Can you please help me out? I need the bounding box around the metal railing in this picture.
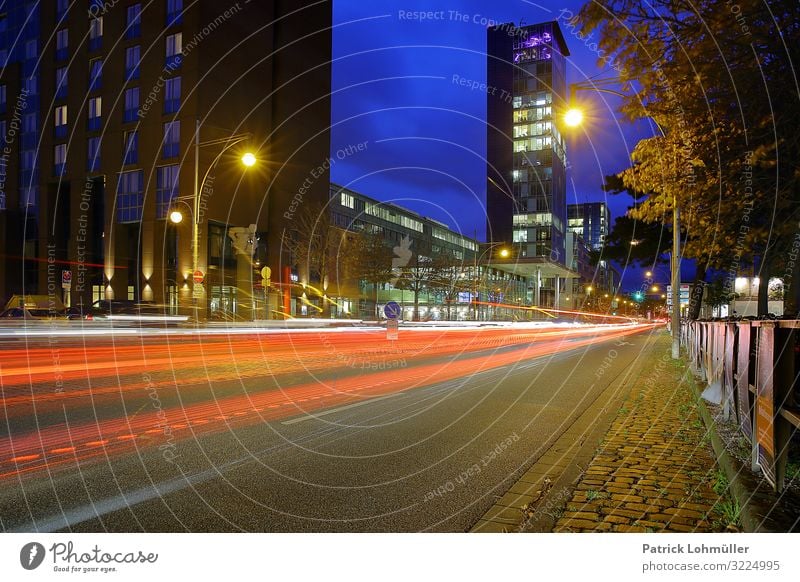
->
[685,319,800,492]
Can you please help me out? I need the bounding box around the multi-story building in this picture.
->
[486,20,576,308]
[567,201,610,251]
[0,0,332,320]
[328,183,529,320]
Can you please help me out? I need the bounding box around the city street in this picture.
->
[0,322,656,532]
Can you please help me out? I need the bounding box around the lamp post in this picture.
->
[472,242,509,321]
[169,119,257,320]
[564,80,681,358]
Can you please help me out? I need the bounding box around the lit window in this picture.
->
[340,192,355,209]
[88,96,102,131]
[54,105,67,138]
[165,32,182,68]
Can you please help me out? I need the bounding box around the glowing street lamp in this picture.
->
[241,152,257,167]
[169,210,184,224]
[564,108,584,127]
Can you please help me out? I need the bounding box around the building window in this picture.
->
[89,16,103,51]
[24,39,37,60]
[167,0,183,25]
[162,120,180,158]
[125,45,140,80]
[57,0,69,19]
[124,87,139,122]
[165,32,182,68]
[54,143,67,176]
[117,170,144,223]
[24,76,37,95]
[340,192,355,209]
[88,96,102,131]
[87,136,101,172]
[89,58,102,91]
[54,67,67,99]
[54,105,68,138]
[156,165,179,219]
[123,130,138,165]
[126,4,142,39]
[0,85,6,114]
[164,76,181,114]
[55,29,68,60]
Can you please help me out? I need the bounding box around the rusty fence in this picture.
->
[684,320,800,492]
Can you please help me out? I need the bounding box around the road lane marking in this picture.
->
[281,393,401,425]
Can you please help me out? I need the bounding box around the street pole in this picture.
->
[671,197,681,359]
[192,118,200,319]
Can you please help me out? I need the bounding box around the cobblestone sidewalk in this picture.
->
[554,336,733,533]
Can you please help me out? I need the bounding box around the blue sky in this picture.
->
[329,1,675,288]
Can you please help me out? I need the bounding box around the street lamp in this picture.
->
[566,79,681,359]
[174,119,257,320]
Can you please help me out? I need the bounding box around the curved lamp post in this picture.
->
[169,119,257,319]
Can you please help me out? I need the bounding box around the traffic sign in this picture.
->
[61,270,72,289]
[192,283,204,298]
[384,301,401,320]
[260,266,272,280]
[193,270,205,284]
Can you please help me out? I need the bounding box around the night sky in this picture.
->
[329,0,665,289]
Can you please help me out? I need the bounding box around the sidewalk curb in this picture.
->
[470,333,660,533]
[688,369,768,533]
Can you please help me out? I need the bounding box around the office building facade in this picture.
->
[486,20,575,308]
[0,0,332,319]
[567,201,610,251]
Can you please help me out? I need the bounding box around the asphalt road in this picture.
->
[0,323,659,532]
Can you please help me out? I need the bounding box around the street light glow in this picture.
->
[645,271,653,278]
[169,210,184,224]
[241,152,257,167]
[564,108,584,127]
[499,248,510,258]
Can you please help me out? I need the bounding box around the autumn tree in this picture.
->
[575,0,800,316]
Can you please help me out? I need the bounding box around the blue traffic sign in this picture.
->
[384,301,402,320]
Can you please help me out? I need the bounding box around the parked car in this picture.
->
[0,307,63,319]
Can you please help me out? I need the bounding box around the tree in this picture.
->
[430,252,471,320]
[394,242,442,321]
[575,0,800,317]
[284,202,365,317]
[347,230,394,318]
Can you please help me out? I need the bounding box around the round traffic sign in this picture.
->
[192,270,204,284]
[384,301,401,320]
[260,266,272,280]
